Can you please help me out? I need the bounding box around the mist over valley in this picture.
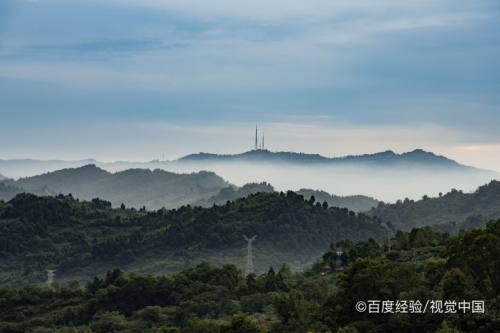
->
[1,149,497,203]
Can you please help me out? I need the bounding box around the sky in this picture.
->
[0,0,500,170]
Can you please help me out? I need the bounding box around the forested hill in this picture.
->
[10,165,230,209]
[198,183,379,212]
[2,220,499,332]
[0,191,387,287]
[195,182,275,207]
[0,182,21,201]
[297,189,380,212]
[368,180,500,232]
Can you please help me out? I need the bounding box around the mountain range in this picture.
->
[173,149,498,202]
[0,149,493,178]
[2,165,230,210]
[179,148,471,169]
[1,149,498,202]
[0,165,380,212]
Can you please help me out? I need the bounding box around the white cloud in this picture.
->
[115,0,361,20]
[114,0,463,22]
[0,0,486,92]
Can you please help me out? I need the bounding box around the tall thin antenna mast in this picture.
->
[262,129,265,150]
[255,125,258,150]
[243,235,257,275]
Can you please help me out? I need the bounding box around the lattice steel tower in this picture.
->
[46,269,56,289]
[243,235,257,275]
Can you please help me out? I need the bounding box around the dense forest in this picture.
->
[0,191,387,287]
[1,221,498,332]
[296,189,379,213]
[197,183,379,213]
[368,180,500,232]
[195,182,275,207]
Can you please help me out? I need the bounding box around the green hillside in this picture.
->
[197,183,380,213]
[1,221,498,332]
[0,191,387,287]
[368,180,500,232]
[195,182,275,207]
[296,189,380,213]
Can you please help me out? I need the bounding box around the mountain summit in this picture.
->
[179,149,469,169]
[12,165,231,209]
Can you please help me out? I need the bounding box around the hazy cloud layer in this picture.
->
[0,0,499,169]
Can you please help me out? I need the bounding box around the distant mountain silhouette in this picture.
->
[0,149,492,180]
[178,149,478,170]
[1,166,382,212]
[1,149,497,203]
[13,165,231,209]
[179,149,327,163]
[175,149,499,202]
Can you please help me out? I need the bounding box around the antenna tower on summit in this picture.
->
[254,125,266,151]
[261,129,265,150]
[255,125,258,150]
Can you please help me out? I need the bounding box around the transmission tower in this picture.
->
[46,269,56,289]
[243,235,257,275]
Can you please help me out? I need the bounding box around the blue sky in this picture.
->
[1,0,500,169]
